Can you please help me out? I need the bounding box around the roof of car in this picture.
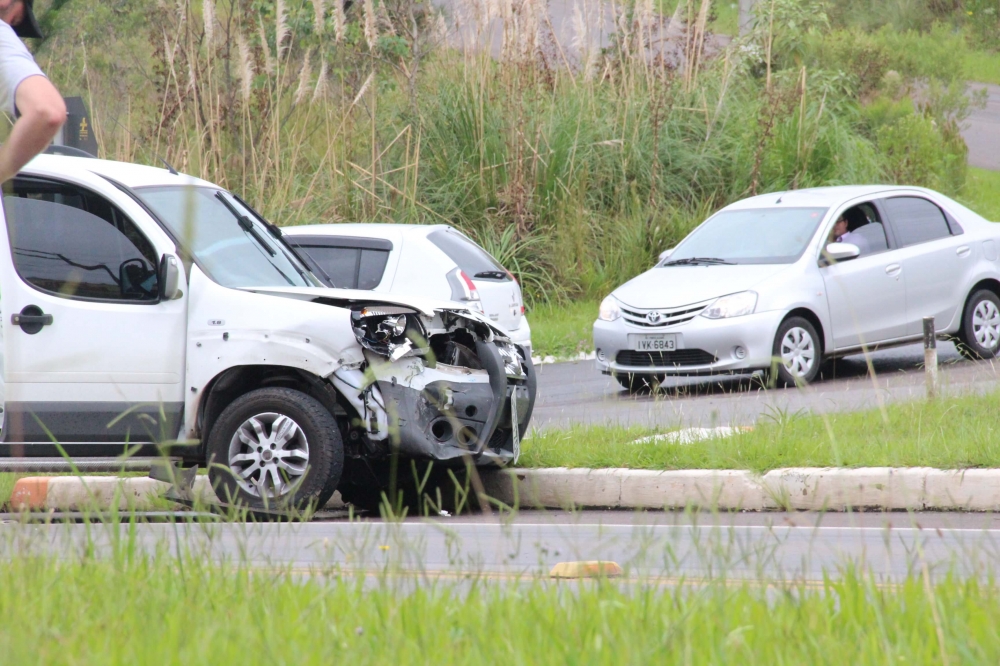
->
[22,154,217,189]
[280,222,451,238]
[724,185,939,210]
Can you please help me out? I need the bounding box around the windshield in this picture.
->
[136,186,313,288]
[665,207,828,265]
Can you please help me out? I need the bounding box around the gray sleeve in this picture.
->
[0,22,44,118]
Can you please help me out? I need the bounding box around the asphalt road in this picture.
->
[532,341,1000,430]
[966,83,1000,172]
[10,510,1000,584]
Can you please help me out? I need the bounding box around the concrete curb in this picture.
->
[9,476,344,512]
[481,467,1000,511]
[12,468,1000,513]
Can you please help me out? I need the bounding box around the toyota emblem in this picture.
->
[646,311,663,324]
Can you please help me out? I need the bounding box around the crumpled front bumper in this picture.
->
[368,341,536,466]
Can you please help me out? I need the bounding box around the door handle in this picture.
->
[957,245,971,258]
[11,305,52,334]
[885,263,901,277]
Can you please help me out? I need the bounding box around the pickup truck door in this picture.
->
[0,173,187,454]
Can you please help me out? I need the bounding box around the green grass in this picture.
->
[528,299,599,358]
[961,167,1000,222]
[520,386,1000,471]
[965,49,1000,86]
[4,550,1000,663]
[657,0,740,35]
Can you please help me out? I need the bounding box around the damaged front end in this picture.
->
[330,304,536,466]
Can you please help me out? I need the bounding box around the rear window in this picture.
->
[883,197,951,247]
[295,246,389,289]
[427,229,510,281]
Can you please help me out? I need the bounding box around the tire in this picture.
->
[767,316,821,387]
[207,387,344,510]
[957,289,1000,360]
[615,373,665,393]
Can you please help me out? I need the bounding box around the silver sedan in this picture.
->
[594,186,1000,390]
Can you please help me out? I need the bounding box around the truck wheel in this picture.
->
[207,387,344,510]
[957,289,1000,360]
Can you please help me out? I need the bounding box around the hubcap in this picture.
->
[227,412,309,498]
[973,300,1000,350]
[780,326,816,378]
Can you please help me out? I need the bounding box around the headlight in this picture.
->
[598,295,621,322]
[352,306,422,357]
[700,291,757,319]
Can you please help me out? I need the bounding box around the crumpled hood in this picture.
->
[613,264,792,309]
[243,286,465,316]
[245,286,511,338]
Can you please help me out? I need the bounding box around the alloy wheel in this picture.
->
[973,299,1000,351]
[779,326,816,378]
[227,412,310,498]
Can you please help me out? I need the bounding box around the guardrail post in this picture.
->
[923,316,938,400]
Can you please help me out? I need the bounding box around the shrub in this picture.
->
[876,112,967,194]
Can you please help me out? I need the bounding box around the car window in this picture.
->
[4,178,160,301]
[136,186,311,289]
[427,229,510,281]
[667,207,827,265]
[883,197,951,247]
[294,245,389,289]
[827,202,889,257]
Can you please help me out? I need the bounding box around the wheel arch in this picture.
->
[783,307,826,356]
[195,365,345,459]
[965,278,1000,306]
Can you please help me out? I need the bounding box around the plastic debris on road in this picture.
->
[631,426,751,445]
[550,561,623,579]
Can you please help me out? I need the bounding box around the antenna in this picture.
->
[108,114,179,175]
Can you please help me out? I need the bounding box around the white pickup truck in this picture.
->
[0,154,536,508]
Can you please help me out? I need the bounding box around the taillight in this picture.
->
[505,268,518,283]
[447,268,484,313]
[458,270,480,301]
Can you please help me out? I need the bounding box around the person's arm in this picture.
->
[0,75,64,183]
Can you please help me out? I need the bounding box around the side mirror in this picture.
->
[119,258,157,299]
[159,254,182,300]
[658,248,674,262]
[821,242,860,265]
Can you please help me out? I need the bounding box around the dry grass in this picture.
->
[31,0,946,302]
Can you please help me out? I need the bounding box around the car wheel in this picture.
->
[207,387,344,510]
[767,317,821,387]
[615,373,665,393]
[958,289,1000,360]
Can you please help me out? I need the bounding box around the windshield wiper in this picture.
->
[214,191,276,257]
[228,192,326,286]
[474,270,507,280]
[663,257,734,266]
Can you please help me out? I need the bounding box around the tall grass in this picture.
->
[35,0,948,303]
[3,532,1000,663]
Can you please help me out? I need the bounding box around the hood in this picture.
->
[244,286,511,338]
[243,286,465,317]
[613,264,792,309]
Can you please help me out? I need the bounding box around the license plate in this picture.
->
[629,334,680,352]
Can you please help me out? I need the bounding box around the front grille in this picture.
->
[615,349,717,367]
[621,300,713,328]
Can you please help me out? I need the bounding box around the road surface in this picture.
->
[966,83,1000,172]
[532,341,1000,430]
[9,510,1000,584]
